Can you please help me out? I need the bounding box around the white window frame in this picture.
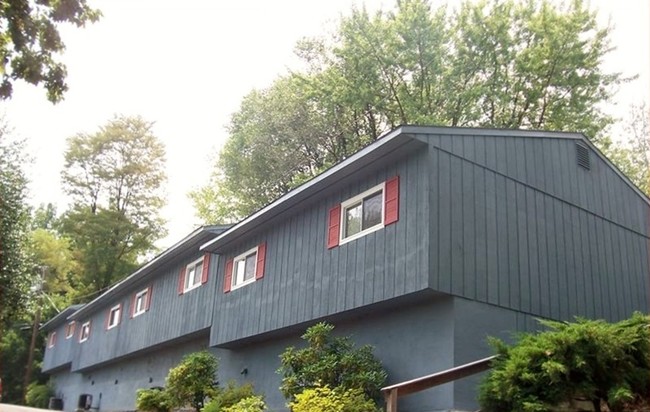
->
[231,246,258,291]
[48,331,56,348]
[107,304,121,330]
[183,257,204,293]
[80,321,91,343]
[65,321,75,339]
[133,288,149,317]
[339,182,385,245]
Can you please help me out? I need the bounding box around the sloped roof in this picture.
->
[40,304,84,331]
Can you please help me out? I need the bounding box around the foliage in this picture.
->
[479,312,650,412]
[193,0,624,222]
[136,387,172,412]
[277,322,387,402]
[166,351,218,411]
[60,115,167,296]
[289,385,379,412]
[0,128,33,329]
[0,0,100,102]
[222,396,266,412]
[25,382,54,408]
[202,381,256,412]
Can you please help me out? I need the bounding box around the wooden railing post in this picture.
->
[384,388,398,412]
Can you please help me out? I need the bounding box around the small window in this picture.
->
[107,304,121,330]
[48,331,56,348]
[133,289,149,317]
[184,257,204,292]
[340,183,385,244]
[65,321,76,339]
[232,247,258,290]
[80,321,91,342]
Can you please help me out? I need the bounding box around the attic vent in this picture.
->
[575,143,590,170]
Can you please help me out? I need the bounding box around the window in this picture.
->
[132,288,150,318]
[79,321,91,342]
[327,176,399,249]
[178,254,212,295]
[223,242,266,293]
[47,331,56,348]
[183,257,203,292]
[65,321,76,339]
[106,304,121,330]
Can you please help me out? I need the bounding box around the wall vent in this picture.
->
[576,143,590,170]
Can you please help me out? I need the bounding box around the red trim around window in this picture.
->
[145,285,153,311]
[224,259,233,293]
[327,205,341,249]
[201,254,210,284]
[177,267,185,295]
[255,243,266,280]
[384,175,399,225]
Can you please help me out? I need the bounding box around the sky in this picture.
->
[1,0,648,249]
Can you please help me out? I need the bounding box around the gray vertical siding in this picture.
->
[210,151,431,346]
[72,251,219,371]
[43,322,77,372]
[426,133,649,322]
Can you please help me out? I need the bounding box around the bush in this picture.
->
[289,385,379,412]
[223,395,266,412]
[202,381,256,412]
[479,312,650,412]
[278,322,387,402]
[166,351,219,411]
[136,388,172,412]
[25,382,54,408]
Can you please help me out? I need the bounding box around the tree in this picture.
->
[166,351,218,411]
[277,322,387,403]
[60,115,167,296]
[193,0,625,222]
[0,129,32,329]
[479,313,650,412]
[0,0,100,103]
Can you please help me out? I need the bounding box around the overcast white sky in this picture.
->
[1,0,648,249]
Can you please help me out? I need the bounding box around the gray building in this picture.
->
[42,126,650,412]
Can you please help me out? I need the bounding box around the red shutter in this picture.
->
[201,253,210,284]
[177,267,186,295]
[255,242,266,280]
[104,309,110,330]
[384,176,399,225]
[64,324,69,337]
[224,259,234,293]
[145,285,153,311]
[117,303,122,325]
[327,204,341,249]
[130,293,136,318]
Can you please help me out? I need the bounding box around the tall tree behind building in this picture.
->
[61,115,167,297]
[192,0,625,223]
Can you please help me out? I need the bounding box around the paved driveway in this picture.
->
[0,404,52,412]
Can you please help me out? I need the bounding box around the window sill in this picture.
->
[182,283,202,294]
[230,277,256,292]
[339,223,384,246]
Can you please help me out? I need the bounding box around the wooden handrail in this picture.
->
[381,355,498,412]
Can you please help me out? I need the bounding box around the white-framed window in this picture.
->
[65,321,75,339]
[133,288,149,317]
[184,257,204,292]
[340,182,385,244]
[231,247,258,290]
[107,304,121,329]
[79,321,91,342]
[48,331,57,348]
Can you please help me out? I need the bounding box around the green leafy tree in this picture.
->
[166,351,218,411]
[222,395,266,412]
[0,128,33,329]
[60,115,167,296]
[479,313,650,412]
[136,388,172,412]
[193,0,625,222]
[277,322,387,403]
[0,0,100,102]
